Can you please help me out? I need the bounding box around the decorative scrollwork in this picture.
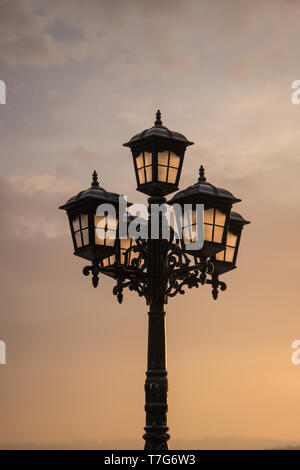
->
[82,239,227,302]
[112,277,127,304]
[166,242,190,271]
[83,260,100,288]
[164,244,216,299]
[206,274,227,300]
[110,241,149,303]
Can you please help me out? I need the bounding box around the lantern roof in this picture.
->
[230,211,250,226]
[59,170,128,211]
[123,110,194,148]
[169,165,241,205]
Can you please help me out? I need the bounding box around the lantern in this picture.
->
[123,110,193,197]
[211,211,250,274]
[169,166,241,257]
[59,170,128,262]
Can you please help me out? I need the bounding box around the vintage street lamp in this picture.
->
[193,210,251,299]
[59,170,125,263]
[212,211,250,274]
[59,170,131,287]
[169,165,241,258]
[123,110,193,196]
[59,111,250,450]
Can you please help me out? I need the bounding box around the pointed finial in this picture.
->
[155,109,162,126]
[91,170,99,187]
[198,165,206,182]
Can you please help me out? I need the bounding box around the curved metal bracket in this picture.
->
[82,241,228,302]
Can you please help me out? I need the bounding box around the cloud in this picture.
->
[0,0,90,67]
[71,147,102,163]
[0,33,90,67]
[0,0,42,34]
[2,0,299,69]
[0,172,80,239]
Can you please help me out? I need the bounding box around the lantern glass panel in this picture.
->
[80,214,88,229]
[94,213,117,247]
[213,225,223,243]
[169,153,180,168]
[204,208,214,224]
[82,229,89,246]
[203,208,225,243]
[73,214,90,249]
[216,231,238,263]
[73,215,80,231]
[204,224,213,242]
[227,231,238,246]
[215,210,226,226]
[225,247,235,262]
[157,151,180,184]
[158,165,168,182]
[136,154,144,168]
[136,152,152,185]
[145,166,152,182]
[75,231,82,248]
[96,214,106,229]
[168,167,177,184]
[105,229,116,246]
[138,168,145,184]
[158,151,169,166]
[181,208,199,244]
[144,152,152,166]
[101,255,116,267]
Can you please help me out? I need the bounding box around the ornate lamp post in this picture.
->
[59,111,250,450]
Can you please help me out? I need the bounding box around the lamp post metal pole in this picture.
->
[143,196,170,450]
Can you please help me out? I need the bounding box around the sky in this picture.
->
[1,0,300,450]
